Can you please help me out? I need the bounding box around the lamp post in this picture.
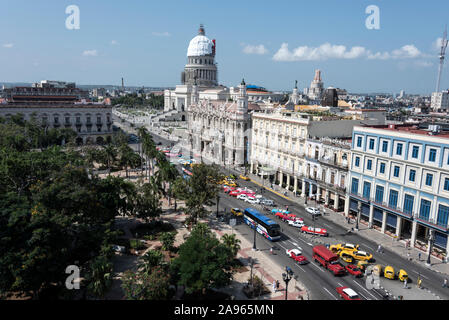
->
[355,202,361,231]
[282,266,294,300]
[216,194,220,218]
[252,220,257,251]
[426,229,435,267]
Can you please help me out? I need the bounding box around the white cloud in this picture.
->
[243,44,268,55]
[274,42,426,62]
[273,42,368,61]
[3,43,14,48]
[414,60,433,67]
[152,31,171,37]
[368,45,424,60]
[82,49,98,57]
[111,40,119,45]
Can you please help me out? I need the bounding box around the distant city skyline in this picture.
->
[0,0,448,94]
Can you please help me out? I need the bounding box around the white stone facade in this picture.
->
[0,103,113,144]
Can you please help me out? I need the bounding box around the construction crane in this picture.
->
[436,25,448,92]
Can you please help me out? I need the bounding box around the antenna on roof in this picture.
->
[436,25,448,92]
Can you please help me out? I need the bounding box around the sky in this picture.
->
[0,0,448,94]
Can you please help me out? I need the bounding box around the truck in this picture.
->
[313,245,346,276]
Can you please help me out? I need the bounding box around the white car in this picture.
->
[246,198,259,204]
[288,220,305,228]
[305,207,321,216]
[237,194,248,201]
[286,248,302,256]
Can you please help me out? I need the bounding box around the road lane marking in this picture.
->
[323,287,338,300]
[295,265,306,272]
[412,270,428,279]
[310,261,325,273]
[352,279,377,300]
[337,282,343,287]
[363,244,375,251]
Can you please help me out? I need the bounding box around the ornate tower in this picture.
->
[237,78,248,113]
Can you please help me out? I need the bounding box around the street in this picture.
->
[117,115,449,300]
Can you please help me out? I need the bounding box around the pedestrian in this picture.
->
[407,252,411,260]
[272,280,276,292]
[276,280,280,291]
[403,279,408,289]
[443,278,448,288]
[418,252,421,261]
[417,278,422,289]
[377,244,382,253]
[286,205,289,211]
[270,247,273,255]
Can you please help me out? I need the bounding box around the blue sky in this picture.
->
[0,0,448,94]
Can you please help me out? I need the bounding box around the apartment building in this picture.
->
[346,124,449,259]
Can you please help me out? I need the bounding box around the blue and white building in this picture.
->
[345,124,449,259]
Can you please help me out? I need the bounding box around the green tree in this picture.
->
[85,255,114,298]
[221,234,241,259]
[172,224,233,294]
[160,232,176,252]
[138,249,165,274]
[121,267,171,300]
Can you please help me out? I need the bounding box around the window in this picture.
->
[357,137,362,148]
[382,141,388,152]
[393,166,400,177]
[425,173,433,186]
[375,186,384,203]
[444,178,449,191]
[379,162,386,174]
[351,178,359,194]
[409,169,416,182]
[396,143,403,155]
[429,149,437,162]
[363,182,371,199]
[437,205,449,227]
[355,156,360,167]
[367,159,372,170]
[419,199,431,221]
[412,146,419,159]
[403,194,414,214]
[369,139,375,150]
[389,190,399,209]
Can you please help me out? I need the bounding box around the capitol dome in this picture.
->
[187,25,214,57]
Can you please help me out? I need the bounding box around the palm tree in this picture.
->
[119,144,140,178]
[221,234,241,259]
[102,144,118,175]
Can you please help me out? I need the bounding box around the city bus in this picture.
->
[243,208,281,241]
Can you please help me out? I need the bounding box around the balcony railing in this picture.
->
[319,157,349,169]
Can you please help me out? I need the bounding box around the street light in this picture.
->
[252,220,257,251]
[282,266,294,300]
[216,194,220,218]
[426,229,435,267]
[355,202,361,231]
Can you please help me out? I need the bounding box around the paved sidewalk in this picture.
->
[247,172,449,278]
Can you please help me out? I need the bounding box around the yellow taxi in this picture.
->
[239,174,250,181]
[384,266,395,280]
[329,243,360,254]
[398,269,408,282]
[348,250,373,262]
[231,208,243,217]
[340,252,353,263]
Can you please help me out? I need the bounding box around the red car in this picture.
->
[345,264,363,277]
[300,226,328,237]
[229,190,241,197]
[223,186,236,193]
[275,212,297,222]
[286,249,309,265]
[336,286,361,300]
